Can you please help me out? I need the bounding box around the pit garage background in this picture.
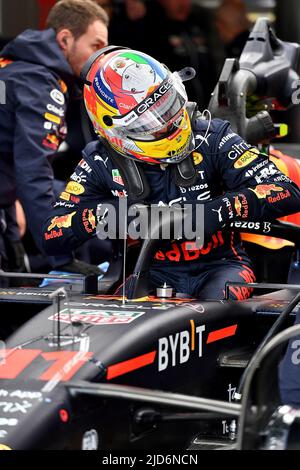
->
[0,0,300,150]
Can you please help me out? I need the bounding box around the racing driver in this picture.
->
[42,46,300,300]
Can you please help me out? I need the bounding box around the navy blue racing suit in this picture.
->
[0,28,74,268]
[42,118,300,299]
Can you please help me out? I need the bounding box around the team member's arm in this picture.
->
[201,120,300,237]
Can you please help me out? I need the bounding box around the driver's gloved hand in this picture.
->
[56,258,104,276]
[5,240,27,273]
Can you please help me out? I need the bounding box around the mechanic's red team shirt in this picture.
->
[42,118,300,269]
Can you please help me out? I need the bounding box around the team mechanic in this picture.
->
[42,47,300,300]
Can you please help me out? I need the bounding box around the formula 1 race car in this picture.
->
[1,19,300,451]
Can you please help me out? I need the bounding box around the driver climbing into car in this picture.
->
[42,46,300,300]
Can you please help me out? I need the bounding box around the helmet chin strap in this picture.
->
[167,102,209,186]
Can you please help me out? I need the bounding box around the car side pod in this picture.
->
[288,250,300,284]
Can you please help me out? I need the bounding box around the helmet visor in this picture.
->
[112,73,188,137]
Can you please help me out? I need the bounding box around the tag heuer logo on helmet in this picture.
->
[112,169,124,186]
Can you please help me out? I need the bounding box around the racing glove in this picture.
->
[5,240,27,273]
